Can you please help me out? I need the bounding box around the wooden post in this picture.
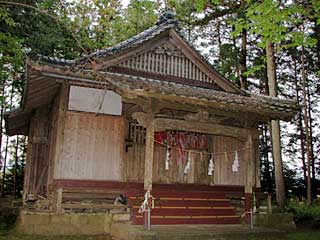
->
[245,134,255,224]
[52,83,68,180]
[245,193,252,223]
[144,119,154,191]
[51,84,68,211]
[267,193,272,213]
[56,188,63,213]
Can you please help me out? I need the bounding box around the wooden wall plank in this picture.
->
[126,139,217,186]
[213,136,247,186]
[58,111,124,181]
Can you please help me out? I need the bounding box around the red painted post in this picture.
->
[245,192,252,224]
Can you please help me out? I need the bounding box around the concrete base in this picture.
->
[16,210,292,238]
[111,223,284,240]
[253,213,296,231]
[17,210,129,235]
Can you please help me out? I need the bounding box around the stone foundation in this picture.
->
[253,213,296,231]
[17,210,129,235]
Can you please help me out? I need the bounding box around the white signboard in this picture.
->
[68,86,122,115]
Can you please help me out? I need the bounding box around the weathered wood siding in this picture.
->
[23,107,51,199]
[213,136,247,186]
[46,92,60,194]
[57,111,125,181]
[124,135,250,186]
[125,145,145,182]
[152,145,214,185]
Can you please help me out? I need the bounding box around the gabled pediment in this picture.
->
[113,41,218,87]
[105,30,241,93]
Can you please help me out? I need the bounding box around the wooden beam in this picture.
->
[153,117,258,139]
[123,90,291,122]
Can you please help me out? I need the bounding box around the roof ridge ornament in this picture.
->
[156,10,178,26]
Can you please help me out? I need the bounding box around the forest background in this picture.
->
[0,0,319,206]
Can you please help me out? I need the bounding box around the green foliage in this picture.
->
[0,6,23,68]
[194,0,220,12]
[244,64,265,77]
[232,0,317,49]
[54,0,159,53]
[233,0,293,46]
[287,200,320,226]
[167,0,195,27]
[118,0,158,41]
[216,43,239,81]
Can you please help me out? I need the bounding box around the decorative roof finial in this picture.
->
[156,10,178,26]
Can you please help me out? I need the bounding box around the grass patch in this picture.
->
[287,231,320,240]
[1,230,320,240]
[245,231,320,240]
[0,231,112,240]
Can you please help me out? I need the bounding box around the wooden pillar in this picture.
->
[245,193,252,223]
[53,83,68,180]
[144,119,154,191]
[132,110,157,192]
[51,83,68,211]
[245,134,255,223]
[56,188,63,213]
[254,137,261,189]
[23,121,35,202]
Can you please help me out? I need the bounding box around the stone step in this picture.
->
[129,198,231,208]
[127,191,229,199]
[132,215,241,225]
[131,207,236,216]
[113,213,131,222]
[127,189,239,225]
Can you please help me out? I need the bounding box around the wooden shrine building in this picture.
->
[5,12,298,225]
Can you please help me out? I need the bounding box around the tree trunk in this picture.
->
[263,49,270,95]
[259,67,272,192]
[301,46,312,204]
[306,79,315,197]
[1,82,14,196]
[266,43,285,209]
[1,135,9,196]
[239,28,247,89]
[239,0,247,89]
[293,57,307,189]
[13,136,19,198]
[216,19,222,63]
[0,84,4,195]
[263,125,272,192]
